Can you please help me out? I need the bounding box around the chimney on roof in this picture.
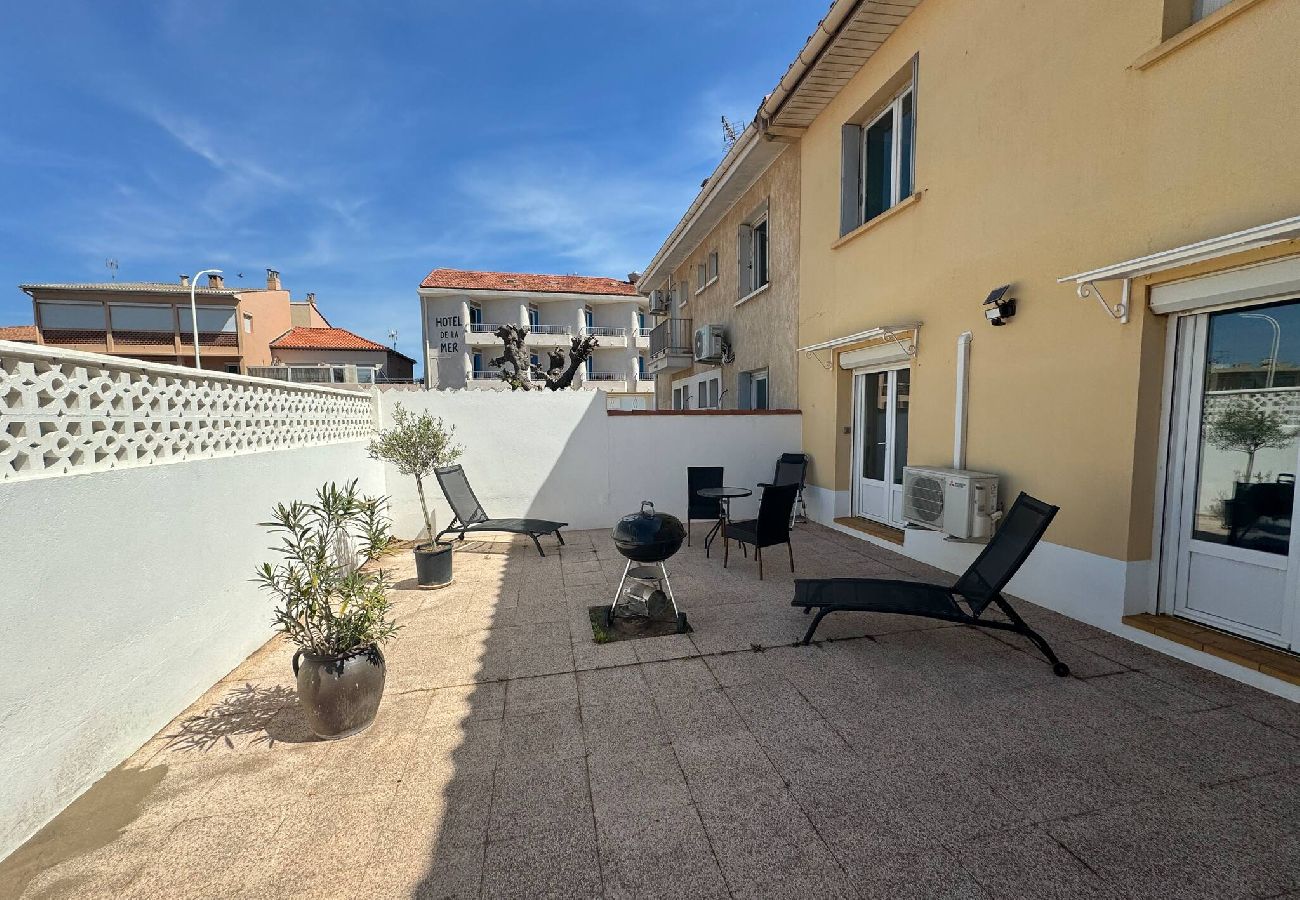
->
[266,268,281,291]
[627,272,641,285]
[180,274,191,287]
[207,273,224,289]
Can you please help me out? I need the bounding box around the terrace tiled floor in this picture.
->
[6,524,1300,899]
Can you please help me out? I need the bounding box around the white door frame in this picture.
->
[1156,297,1300,649]
[851,363,909,526]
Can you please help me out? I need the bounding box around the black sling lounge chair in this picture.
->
[433,464,567,556]
[792,492,1070,676]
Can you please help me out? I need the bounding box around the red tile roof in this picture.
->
[270,327,388,352]
[0,325,38,342]
[420,268,638,296]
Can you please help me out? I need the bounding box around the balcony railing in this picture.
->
[468,322,501,333]
[468,370,501,380]
[581,326,626,338]
[529,324,572,335]
[585,371,623,381]
[638,327,653,338]
[649,318,692,359]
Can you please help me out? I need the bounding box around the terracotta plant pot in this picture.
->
[292,645,386,739]
[413,542,453,587]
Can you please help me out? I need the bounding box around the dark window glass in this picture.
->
[860,372,887,481]
[753,220,769,288]
[864,109,894,221]
[755,376,768,410]
[893,368,910,483]
[1192,298,1300,553]
[899,92,914,201]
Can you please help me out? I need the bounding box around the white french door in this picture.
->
[852,366,910,526]
[1163,299,1300,649]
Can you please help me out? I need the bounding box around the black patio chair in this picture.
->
[724,482,799,580]
[791,492,1070,676]
[433,464,567,556]
[687,466,723,547]
[772,452,809,525]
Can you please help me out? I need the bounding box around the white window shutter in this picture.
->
[840,123,863,236]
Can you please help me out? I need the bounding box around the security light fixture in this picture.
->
[983,284,1016,326]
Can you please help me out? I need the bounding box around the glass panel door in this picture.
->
[853,367,909,525]
[1169,298,1300,646]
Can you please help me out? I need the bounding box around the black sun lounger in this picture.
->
[792,492,1069,676]
[434,464,567,557]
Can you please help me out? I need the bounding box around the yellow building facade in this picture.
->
[765,0,1300,679]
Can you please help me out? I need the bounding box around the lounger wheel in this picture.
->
[676,613,689,634]
[1053,662,1070,677]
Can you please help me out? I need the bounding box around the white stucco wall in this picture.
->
[0,440,382,859]
[374,389,803,538]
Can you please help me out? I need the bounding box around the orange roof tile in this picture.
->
[0,324,37,342]
[270,327,388,352]
[420,268,638,296]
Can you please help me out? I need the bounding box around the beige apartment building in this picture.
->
[12,269,412,383]
[760,0,1300,678]
[639,130,799,411]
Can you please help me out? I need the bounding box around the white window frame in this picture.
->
[673,369,723,410]
[738,209,770,303]
[858,85,914,225]
[750,370,769,410]
[527,303,540,328]
[708,251,719,283]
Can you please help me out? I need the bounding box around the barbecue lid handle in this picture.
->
[640,500,655,516]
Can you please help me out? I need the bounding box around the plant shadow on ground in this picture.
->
[164,683,317,751]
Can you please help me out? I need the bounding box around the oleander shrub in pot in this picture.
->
[255,480,399,739]
[367,403,464,587]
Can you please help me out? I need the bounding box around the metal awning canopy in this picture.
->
[797,322,921,355]
[1058,213,1300,324]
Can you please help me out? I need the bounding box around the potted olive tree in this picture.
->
[367,403,463,587]
[255,480,399,740]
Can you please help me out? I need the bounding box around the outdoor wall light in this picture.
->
[983,284,1016,326]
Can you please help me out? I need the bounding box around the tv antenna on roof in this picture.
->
[721,116,741,149]
[105,258,119,280]
[388,329,398,348]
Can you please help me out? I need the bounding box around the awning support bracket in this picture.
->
[1076,278,1131,325]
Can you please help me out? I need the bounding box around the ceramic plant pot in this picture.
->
[292,645,386,739]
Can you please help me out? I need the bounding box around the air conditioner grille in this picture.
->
[904,474,945,523]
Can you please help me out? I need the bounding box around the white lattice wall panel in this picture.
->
[0,341,375,480]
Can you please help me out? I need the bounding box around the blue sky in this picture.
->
[0,1,818,369]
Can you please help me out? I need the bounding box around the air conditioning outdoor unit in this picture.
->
[694,324,725,362]
[649,289,667,313]
[901,466,1000,541]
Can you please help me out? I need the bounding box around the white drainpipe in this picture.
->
[953,331,973,469]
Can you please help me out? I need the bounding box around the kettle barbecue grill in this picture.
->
[608,501,688,633]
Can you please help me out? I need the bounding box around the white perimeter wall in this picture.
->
[375,389,803,539]
[0,440,381,858]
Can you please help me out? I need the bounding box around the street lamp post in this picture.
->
[1240,312,1282,389]
[188,269,223,368]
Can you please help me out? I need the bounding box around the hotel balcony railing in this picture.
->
[529,324,572,335]
[585,371,622,381]
[649,318,692,359]
[638,327,653,338]
[581,326,626,338]
[468,370,502,380]
[468,322,501,333]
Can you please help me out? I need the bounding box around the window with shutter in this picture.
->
[737,224,754,297]
[841,78,916,234]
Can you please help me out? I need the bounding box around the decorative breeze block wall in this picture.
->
[0,341,375,480]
